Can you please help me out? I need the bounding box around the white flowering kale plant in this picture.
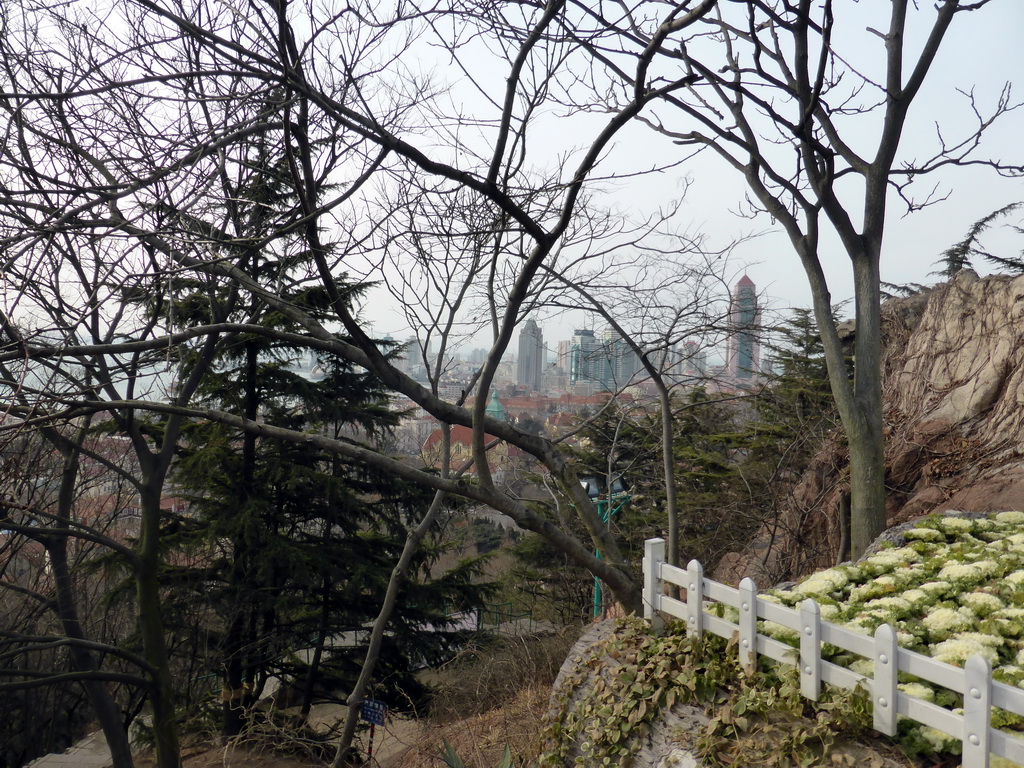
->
[764,512,1024,757]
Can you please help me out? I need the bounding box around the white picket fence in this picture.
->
[642,538,1024,767]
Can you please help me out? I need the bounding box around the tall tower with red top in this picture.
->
[726,274,761,380]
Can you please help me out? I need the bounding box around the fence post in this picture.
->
[738,577,758,675]
[963,655,992,768]
[686,560,704,637]
[873,624,899,736]
[643,538,666,634]
[799,599,821,701]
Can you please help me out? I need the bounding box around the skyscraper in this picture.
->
[517,319,544,392]
[556,340,572,373]
[570,328,639,391]
[726,275,761,379]
[682,340,707,378]
[601,328,639,390]
[570,329,599,386]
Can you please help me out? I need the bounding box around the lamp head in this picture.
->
[579,474,629,499]
[579,476,601,499]
[609,475,629,496]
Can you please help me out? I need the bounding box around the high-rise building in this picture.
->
[570,329,599,386]
[556,340,573,373]
[682,340,708,378]
[726,275,761,379]
[517,319,544,392]
[570,328,640,391]
[601,329,639,389]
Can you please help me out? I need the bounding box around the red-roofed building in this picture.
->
[421,423,528,478]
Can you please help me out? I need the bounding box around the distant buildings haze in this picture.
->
[387,275,761,403]
[384,275,765,465]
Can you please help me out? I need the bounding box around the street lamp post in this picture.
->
[580,475,631,618]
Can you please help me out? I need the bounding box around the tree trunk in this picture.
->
[848,253,887,557]
[331,493,447,767]
[136,484,181,768]
[49,429,135,768]
[803,240,887,562]
[658,383,680,568]
[332,426,453,767]
[49,538,135,768]
[298,576,331,720]
[847,413,886,556]
[221,610,247,737]
[300,457,341,720]
[222,337,262,737]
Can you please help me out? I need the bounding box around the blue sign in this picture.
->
[360,698,387,726]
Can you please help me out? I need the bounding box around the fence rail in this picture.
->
[642,537,1024,768]
[477,602,535,635]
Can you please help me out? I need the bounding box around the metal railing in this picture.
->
[642,537,1024,768]
[477,602,535,635]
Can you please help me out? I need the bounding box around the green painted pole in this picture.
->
[592,498,606,618]
[592,495,631,618]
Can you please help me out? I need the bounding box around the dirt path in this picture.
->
[22,705,427,768]
[24,731,112,768]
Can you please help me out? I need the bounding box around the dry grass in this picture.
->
[376,630,581,768]
[427,631,580,724]
[134,630,580,768]
[382,683,551,768]
[136,742,323,768]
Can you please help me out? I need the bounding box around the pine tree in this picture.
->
[751,308,845,474]
[155,130,487,736]
[936,202,1024,276]
[564,310,847,578]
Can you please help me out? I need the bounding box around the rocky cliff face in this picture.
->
[721,270,1024,584]
[885,270,1024,516]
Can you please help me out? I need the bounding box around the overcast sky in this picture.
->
[362,2,1024,351]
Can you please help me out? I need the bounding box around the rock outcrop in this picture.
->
[722,271,1024,583]
[545,621,708,768]
[545,619,905,768]
[885,270,1024,517]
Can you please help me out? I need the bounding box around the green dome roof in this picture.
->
[485,390,507,422]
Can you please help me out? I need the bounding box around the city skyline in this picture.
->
[386,275,763,397]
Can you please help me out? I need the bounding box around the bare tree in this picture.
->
[13,1,1007,762]
[538,236,736,568]
[0,2,728,763]
[0,8,256,759]
[541,0,1022,557]
[0,0,724,617]
[0,422,151,768]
